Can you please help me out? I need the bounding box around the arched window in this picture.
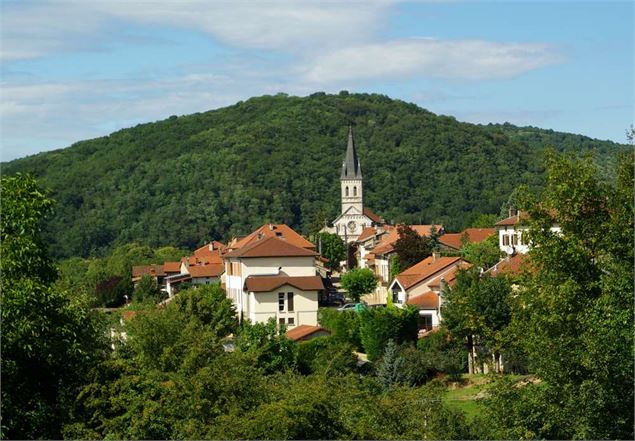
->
[345,186,349,197]
[353,186,357,196]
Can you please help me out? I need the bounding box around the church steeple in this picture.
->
[339,125,363,217]
[341,125,362,179]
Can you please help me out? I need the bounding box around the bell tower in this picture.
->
[340,125,363,215]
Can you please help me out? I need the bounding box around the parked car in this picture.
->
[337,301,367,311]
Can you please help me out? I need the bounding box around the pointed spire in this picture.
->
[341,124,362,179]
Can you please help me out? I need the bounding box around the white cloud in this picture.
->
[0,0,395,61]
[301,38,562,82]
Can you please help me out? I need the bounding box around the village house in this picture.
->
[495,208,561,255]
[389,254,469,331]
[224,224,323,327]
[371,224,443,284]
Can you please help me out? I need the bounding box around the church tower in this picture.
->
[340,125,363,215]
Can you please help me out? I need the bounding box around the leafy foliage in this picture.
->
[315,231,345,270]
[460,234,502,269]
[3,93,627,259]
[393,224,434,270]
[0,174,108,439]
[475,151,635,439]
[235,318,296,374]
[317,308,362,350]
[340,267,378,302]
[359,306,419,361]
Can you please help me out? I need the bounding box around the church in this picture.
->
[327,126,384,243]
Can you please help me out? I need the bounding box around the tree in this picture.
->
[132,274,162,304]
[359,306,419,361]
[316,232,346,271]
[235,318,296,374]
[376,339,407,389]
[340,267,377,302]
[393,225,433,270]
[441,268,512,373]
[480,151,634,439]
[460,234,502,269]
[0,174,108,439]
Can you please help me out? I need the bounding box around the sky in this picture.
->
[1,0,633,161]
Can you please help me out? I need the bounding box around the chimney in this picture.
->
[269,224,274,231]
[209,242,214,251]
[509,208,518,218]
[432,251,441,262]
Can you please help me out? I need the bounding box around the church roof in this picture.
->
[341,125,362,179]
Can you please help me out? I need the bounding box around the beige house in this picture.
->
[224,232,323,327]
[389,255,469,331]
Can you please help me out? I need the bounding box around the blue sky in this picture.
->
[1,0,632,161]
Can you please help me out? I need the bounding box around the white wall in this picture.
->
[247,287,318,326]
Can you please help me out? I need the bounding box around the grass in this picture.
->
[442,375,489,420]
[442,373,530,420]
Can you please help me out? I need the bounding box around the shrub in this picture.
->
[416,328,467,380]
[359,306,418,361]
[318,308,362,350]
[295,336,357,376]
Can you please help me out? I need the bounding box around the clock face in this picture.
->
[347,220,356,232]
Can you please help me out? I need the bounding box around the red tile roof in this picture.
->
[132,264,165,278]
[356,226,377,243]
[495,211,530,226]
[428,262,472,288]
[395,256,462,290]
[245,275,324,292]
[226,236,318,259]
[163,261,181,273]
[188,264,224,278]
[229,224,315,250]
[363,207,384,224]
[285,325,330,341]
[487,253,528,277]
[373,225,442,256]
[439,228,496,250]
[406,290,439,309]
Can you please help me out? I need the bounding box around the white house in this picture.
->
[224,232,323,327]
[495,209,561,255]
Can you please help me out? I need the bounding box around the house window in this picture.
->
[392,286,400,304]
[287,292,294,312]
[278,293,285,312]
[521,231,528,245]
[511,234,518,246]
[279,317,285,325]
[287,317,295,326]
[502,235,510,246]
[419,314,433,331]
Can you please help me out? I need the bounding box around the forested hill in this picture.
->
[3,92,628,259]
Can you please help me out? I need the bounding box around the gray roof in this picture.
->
[341,125,362,179]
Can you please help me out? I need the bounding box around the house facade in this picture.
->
[224,232,323,327]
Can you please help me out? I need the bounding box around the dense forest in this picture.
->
[2,92,628,259]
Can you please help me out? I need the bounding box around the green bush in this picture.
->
[416,328,467,380]
[359,306,418,361]
[318,308,362,350]
[295,336,358,376]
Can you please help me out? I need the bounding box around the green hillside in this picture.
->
[3,92,628,258]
